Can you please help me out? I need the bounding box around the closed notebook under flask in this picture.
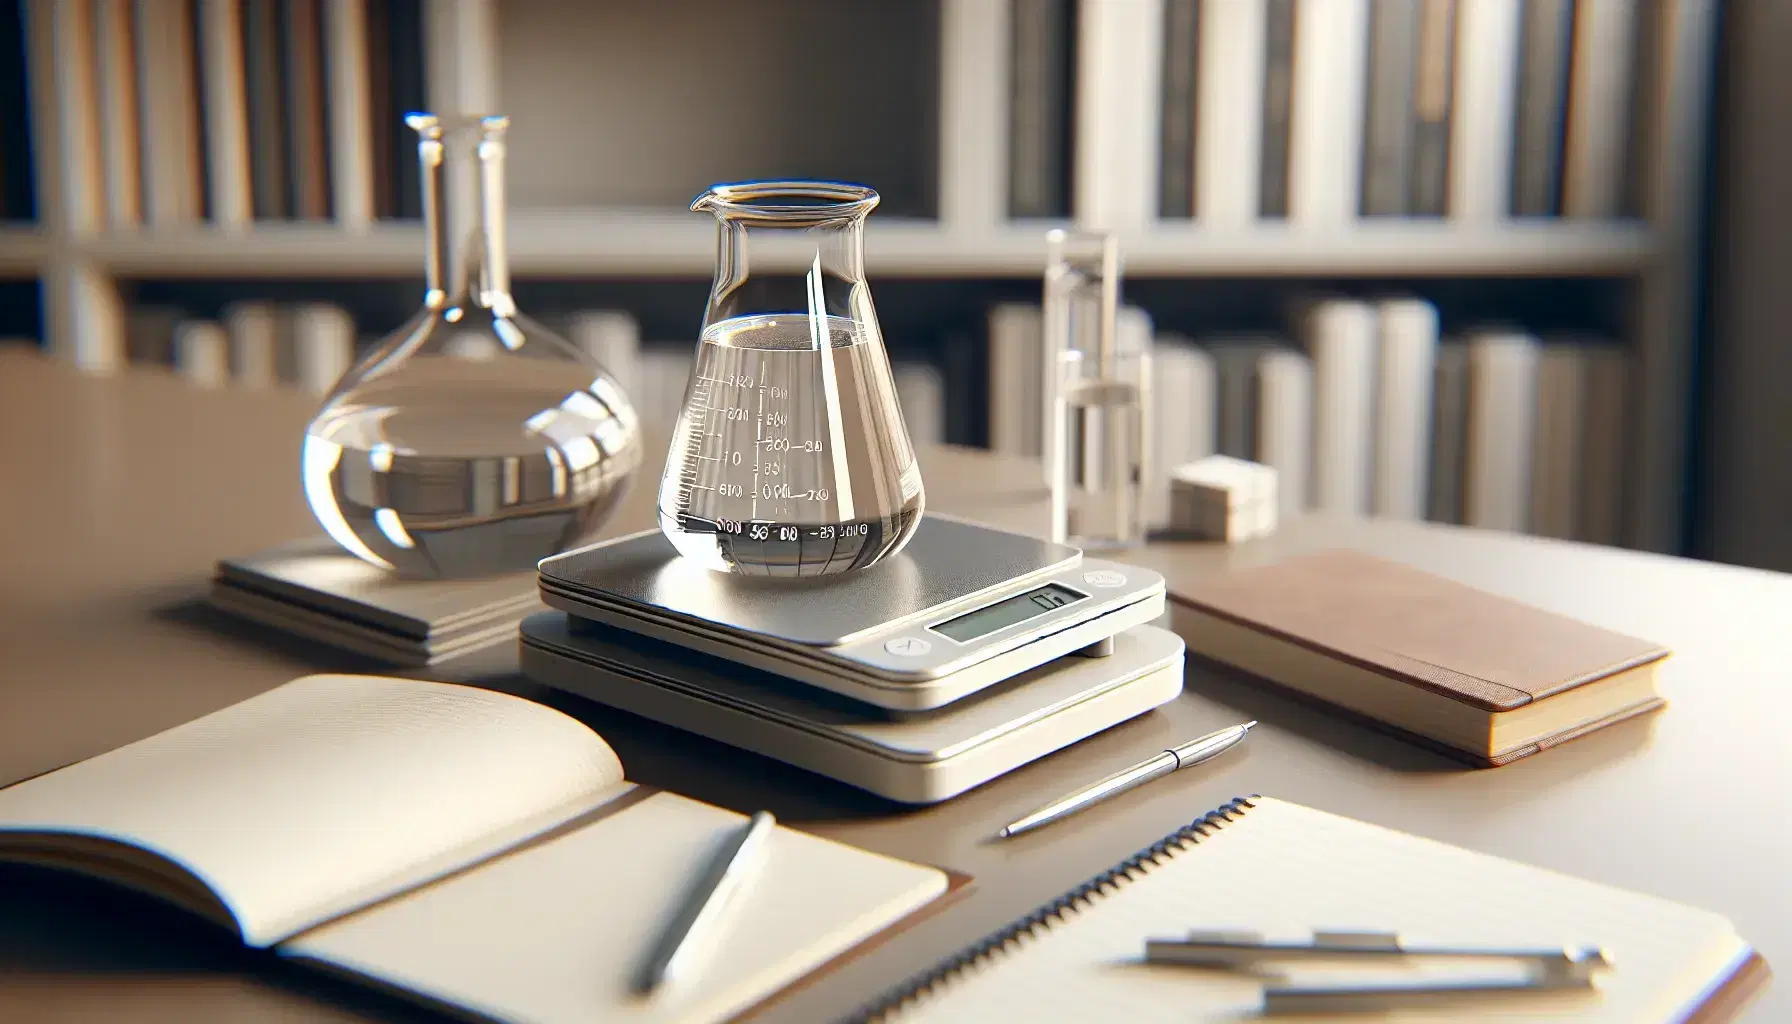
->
[301,114,641,579]
[658,181,924,577]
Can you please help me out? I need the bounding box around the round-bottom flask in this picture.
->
[658,182,923,577]
[303,115,641,579]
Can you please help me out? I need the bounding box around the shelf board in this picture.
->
[79,223,426,277]
[35,214,1658,279]
[0,226,50,276]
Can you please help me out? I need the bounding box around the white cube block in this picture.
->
[1169,455,1280,543]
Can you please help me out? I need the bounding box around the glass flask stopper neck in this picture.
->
[407,112,515,317]
[692,181,879,330]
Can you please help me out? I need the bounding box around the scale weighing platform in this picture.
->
[523,515,1185,803]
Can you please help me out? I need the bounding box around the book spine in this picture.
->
[284,0,331,220]
[1210,341,1269,460]
[1509,0,1573,216]
[987,303,1044,457]
[1448,0,1520,223]
[199,0,253,229]
[222,300,280,387]
[1256,347,1314,516]
[93,0,143,229]
[567,310,641,398]
[1195,0,1265,226]
[135,0,205,226]
[894,361,947,451]
[363,0,393,218]
[1147,335,1216,525]
[1307,299,1378,514]
[1008,0,1073,218]
[1257,0,1294,219]
[1576,344,1628,545]
[1529,341,1587,539]
[1463,330,1539,531]
[1618,0,1664,220]
[174,319,231,387]
[292,302,355,395]
[324,0,375,230]
[1373,298,1437,520]
[1360,0,1419,217]
[1158,0,1198,219]
[1427,340,1470,523]
[940,0,1008,232]
[1074,0,1164,229]
[1561,0,1637,218]
[1288,0,1370,225]
[241,0,288,219]
[1407,0,1456,217]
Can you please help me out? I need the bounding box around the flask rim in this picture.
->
[692,180,880,224]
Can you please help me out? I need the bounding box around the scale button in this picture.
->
[883,636,933,657]
[1082,570,1128,588]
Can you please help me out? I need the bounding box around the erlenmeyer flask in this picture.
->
[658,181,923,577]
[301,114,642,579]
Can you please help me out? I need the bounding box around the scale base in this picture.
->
[519,611,1185,804]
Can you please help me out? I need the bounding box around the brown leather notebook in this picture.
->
[1171,549,1671,766]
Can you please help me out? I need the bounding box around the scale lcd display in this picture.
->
[930,583,1088,643]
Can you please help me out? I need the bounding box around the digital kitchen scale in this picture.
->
[519,611,1186,804]
[535,514,1168,712]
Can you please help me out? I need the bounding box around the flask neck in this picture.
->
[705,217,868,327]
[413,114,515,316]
[694,181,879,327]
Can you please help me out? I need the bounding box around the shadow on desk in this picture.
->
[1178,651,1658,777]
[153,597,391,677]
[0,863,445,1024]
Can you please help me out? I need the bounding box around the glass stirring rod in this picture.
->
[997,722,1256,838]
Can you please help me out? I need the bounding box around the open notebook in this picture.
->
[854,797,1766,1022]
[0,675,950,1023]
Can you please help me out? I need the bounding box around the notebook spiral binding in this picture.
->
[840,795,1261,1023]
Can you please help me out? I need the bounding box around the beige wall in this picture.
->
[1703,0,1792,572]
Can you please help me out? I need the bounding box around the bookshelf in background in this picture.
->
[0,0,1717,557]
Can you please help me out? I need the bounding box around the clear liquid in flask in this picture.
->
[657,313,924,577]
[303,353,639,578]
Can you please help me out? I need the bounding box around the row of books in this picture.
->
[123,291,1621,546]
[1028,0,1650,225]
[64,0,422,230]
[987,298,1628,545]
[563,312,947,451]
[119,303,953,451]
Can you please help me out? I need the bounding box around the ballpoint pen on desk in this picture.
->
[1142,930,1612,1012]
[635,810,777,994]
[996,721,1255,838]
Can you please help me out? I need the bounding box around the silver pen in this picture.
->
[635,810,777,993]
[996,722,1256,838]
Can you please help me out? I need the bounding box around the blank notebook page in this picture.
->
[897,798,1749,1022]
[285,790,949,1024]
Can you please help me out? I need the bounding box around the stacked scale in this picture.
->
[519,515,1184,804]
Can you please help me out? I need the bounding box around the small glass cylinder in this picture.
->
[1042,229,1121,485]
[1051,346,1151,550]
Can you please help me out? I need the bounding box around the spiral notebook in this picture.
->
[852,797,1767,1022]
